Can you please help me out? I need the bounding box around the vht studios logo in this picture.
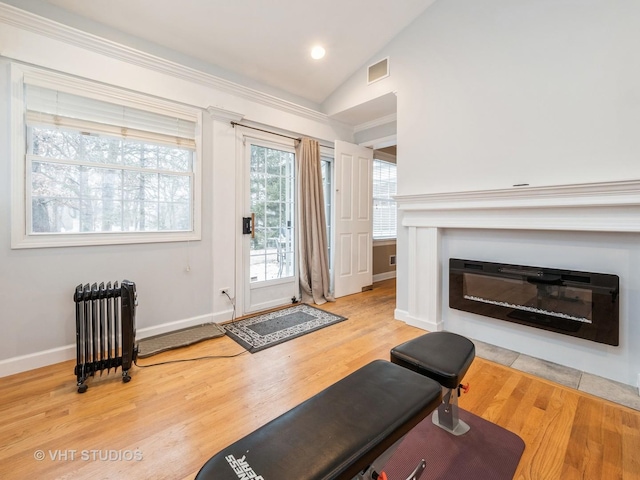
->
[225,454,264,480]
[34,449,143,462]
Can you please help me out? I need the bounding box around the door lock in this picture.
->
[242,217,251,235]
[242,214,255,237]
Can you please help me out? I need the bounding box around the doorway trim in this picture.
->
[235,126,300,315]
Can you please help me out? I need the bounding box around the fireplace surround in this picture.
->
[395,179,640,386]
[449,258,619,346]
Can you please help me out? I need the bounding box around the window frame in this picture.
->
[10,63,203,249]
[320,146,333,268]
[372,157,397,241]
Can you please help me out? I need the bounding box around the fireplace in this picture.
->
[449,258,619,346]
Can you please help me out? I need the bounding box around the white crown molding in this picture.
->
[397,180,640,233]
[0,2,340,126]
[207,106,245,123]
[354,113,397,133]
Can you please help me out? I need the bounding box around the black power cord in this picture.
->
[135,290,246,368]
[134,348,247,368]
[223,290,238,325]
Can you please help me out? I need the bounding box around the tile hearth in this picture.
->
[472,339,640,411]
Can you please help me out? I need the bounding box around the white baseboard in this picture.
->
[394,308,441,332]
[136,313,215,340]
[0,345,77,379]
[373,271,396,282]
[212,308,235,325]
[0,312,225,378]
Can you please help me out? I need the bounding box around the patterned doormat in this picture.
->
[137,323,226,358]
[224,304,347,353]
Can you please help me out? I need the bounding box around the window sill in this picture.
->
[11,230,200,249]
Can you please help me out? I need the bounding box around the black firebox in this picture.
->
[449,258,619,346]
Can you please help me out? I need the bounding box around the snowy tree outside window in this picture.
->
[24,84,197,237]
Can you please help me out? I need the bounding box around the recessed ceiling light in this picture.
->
[311,46,326,60]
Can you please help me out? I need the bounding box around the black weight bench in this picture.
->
[391,332,475,436]
[195,360,442,480]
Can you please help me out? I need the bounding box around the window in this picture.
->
[11,64,202,248]
[372,158,397,239]
[320,150,333,265]
[248,141,296,282]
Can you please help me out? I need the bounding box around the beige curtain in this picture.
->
[296,137,334,304]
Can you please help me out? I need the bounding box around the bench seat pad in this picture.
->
[391,332,476,389]
[195,359,442,480]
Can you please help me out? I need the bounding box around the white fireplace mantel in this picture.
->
[395,179,640,333]
[397,179,640,233]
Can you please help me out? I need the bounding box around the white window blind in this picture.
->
[372,159,397,239]
[25,84,196,148]
[24,84,197,237]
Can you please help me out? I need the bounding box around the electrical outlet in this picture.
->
[220,288,230,296]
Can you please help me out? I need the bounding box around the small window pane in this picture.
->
[159,202,190,231]
[321,156,332,265]
[159,175,190,202]
[83,135,123,165]
[32,161,80,198]
[158,147,192,172]
[32,198,80,233]
[122,171,159,202]
[373,159,397,239]
[31,127,80,160]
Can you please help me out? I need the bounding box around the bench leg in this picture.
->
[356,455,426,480]
[355,436,404,479]
[431,386,470,436]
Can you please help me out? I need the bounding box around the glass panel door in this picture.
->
[243,137,298,314]
[249,144,295,282]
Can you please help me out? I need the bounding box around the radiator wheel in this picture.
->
[77,384,88,394]
[122,374,131,383]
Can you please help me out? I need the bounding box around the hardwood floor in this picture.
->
[0,279,638,479]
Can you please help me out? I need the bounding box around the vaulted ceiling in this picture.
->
[13,0,435,118]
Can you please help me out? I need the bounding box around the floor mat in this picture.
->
[224,304,347,353]
[383,409,525,480]
[137,323,226,358]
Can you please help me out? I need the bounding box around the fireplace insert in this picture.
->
[449,258,619,346]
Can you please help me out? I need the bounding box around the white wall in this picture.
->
[396,0,640,195]
[326,0,640,385]
[0,5,352,376]
[325,0,640,194]
[0,66,214,370]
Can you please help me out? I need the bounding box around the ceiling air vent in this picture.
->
[368,57,390,84]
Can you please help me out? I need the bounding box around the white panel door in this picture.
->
[333,140,373,298]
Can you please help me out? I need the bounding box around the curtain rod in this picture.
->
[230,121,334,149]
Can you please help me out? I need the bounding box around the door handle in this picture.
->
[251,213,255,239]
[242,216,252,235]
